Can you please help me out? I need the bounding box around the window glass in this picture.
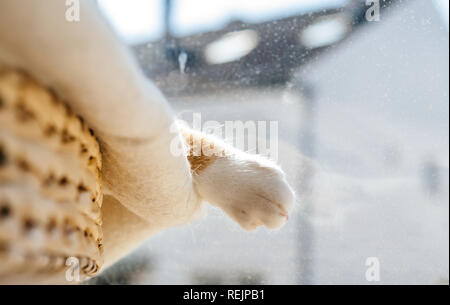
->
[91,0,449,285]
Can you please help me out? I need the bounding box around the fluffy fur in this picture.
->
[0,0,295,268]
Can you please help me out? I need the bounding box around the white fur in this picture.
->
[186,128,295,231]
[0,0,296,269]
[197,156,294,231]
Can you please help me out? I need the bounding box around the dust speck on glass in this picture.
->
[91,0,449,285]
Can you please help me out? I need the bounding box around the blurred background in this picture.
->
[88,0,449,284]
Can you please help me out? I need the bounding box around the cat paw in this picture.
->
[193,153,295,231]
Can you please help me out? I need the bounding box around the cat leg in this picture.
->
[180,125,295,231]
[0,0,204,226]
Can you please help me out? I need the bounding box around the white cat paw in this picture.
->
[194,153,296,231]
